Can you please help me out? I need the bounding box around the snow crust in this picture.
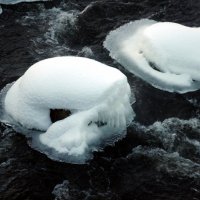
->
[104,19,200,93]
[3,56,134,163]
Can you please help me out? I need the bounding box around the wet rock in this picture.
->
[132,81,197,125]
[1,0,200,200]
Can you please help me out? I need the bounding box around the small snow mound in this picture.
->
[0,0,48,4]
[0,5,2,14]
[104,19,200,93]
[3,56,134,163]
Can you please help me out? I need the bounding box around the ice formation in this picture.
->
[3,56,134,163]
[104,19,200,93]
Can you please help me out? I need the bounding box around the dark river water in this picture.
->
[1,0,200,199]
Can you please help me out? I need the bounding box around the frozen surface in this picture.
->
[104,19,200,93]
[0,0,48,4]
[3,56,134,163]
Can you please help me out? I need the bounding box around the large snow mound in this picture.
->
[3,56,134,163]
[104,19,200,93]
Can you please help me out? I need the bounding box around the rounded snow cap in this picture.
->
[104,19,200,93]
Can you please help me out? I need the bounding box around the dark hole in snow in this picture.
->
[88,121,107,127]
[50,109,71,123]
[140,52,164,73]
[148,61,163,72]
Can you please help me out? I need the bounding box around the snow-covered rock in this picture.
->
[104,19,200,93]
[3,56,134,163]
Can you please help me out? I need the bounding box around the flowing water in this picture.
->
[1,0,200,199]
